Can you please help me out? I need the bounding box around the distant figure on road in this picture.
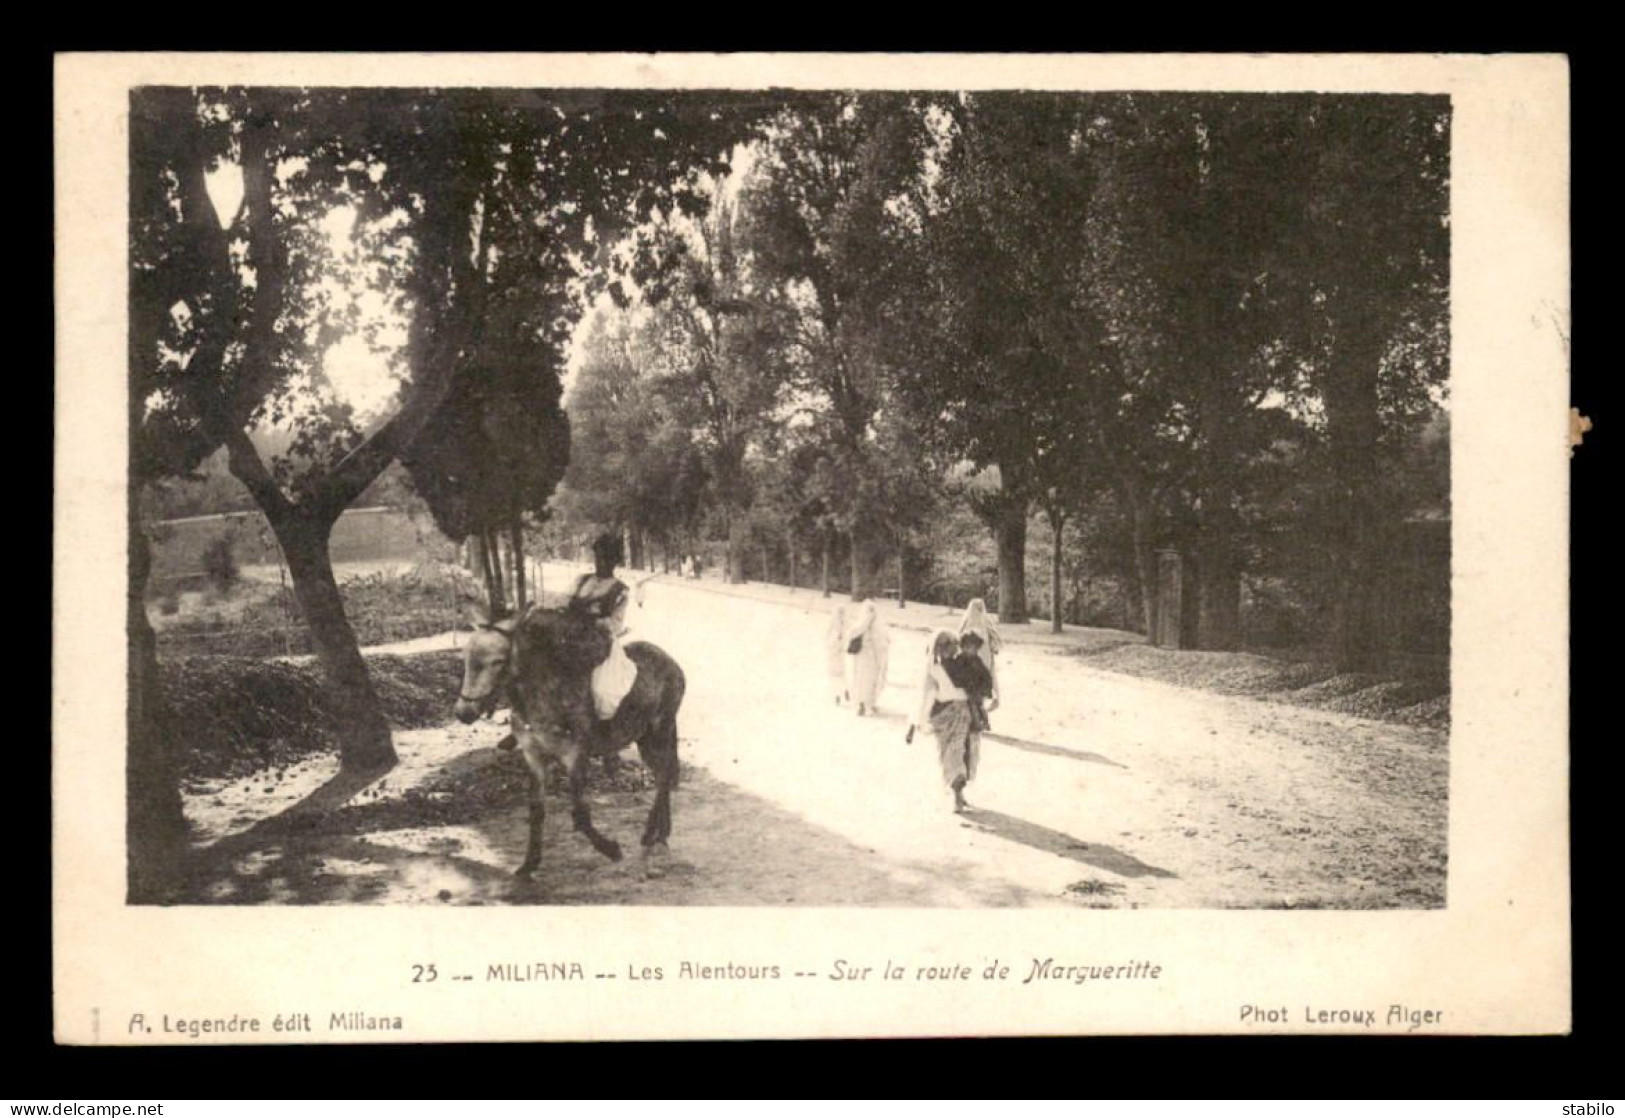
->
[957,597,1002,713]
[844,593,891,716]
[906,629,982,813]
[826,604,850,705]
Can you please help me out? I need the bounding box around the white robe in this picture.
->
[845,601,891,709]
[591,625,638,720]
[826,609,850,698]
[574,573,638,720]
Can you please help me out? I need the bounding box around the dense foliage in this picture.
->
[551,92,1449,665]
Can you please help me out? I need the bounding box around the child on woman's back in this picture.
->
[948,630,995,733]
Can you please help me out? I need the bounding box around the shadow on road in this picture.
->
[194,762,400,868]
[855,709,1123,768]
[186,832,522,905]
[961,807,1176,879]
[982,731,1125,768]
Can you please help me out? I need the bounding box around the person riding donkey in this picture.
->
[568,532,641,728]
[490,531,640,752]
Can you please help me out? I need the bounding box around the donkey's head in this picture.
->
[454,606,518,725]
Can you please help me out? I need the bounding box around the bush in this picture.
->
[200,532,239,592]
[338,565,478,644]
[1241,577,1322,649]
[161,650,465,781]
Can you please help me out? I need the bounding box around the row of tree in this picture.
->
[551,92,1449,657]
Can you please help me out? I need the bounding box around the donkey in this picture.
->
[453,609,519,728]
[455,604,686,877]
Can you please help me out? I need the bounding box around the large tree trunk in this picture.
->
[725,514,745,584]
[1047,506,1067,634]
[1325,324,1387,673]
[127,505,188,903]
[1195,500,1242,651]
[1333,528,1386,671]
[820,532,833,598]
[484,527,508,616]
[896,546,906,609]
[510,518,527,611]
[1130,512,1156,638]
[274,513,397,773]
[849,530,879,601]
[1193,373,1243,651]
[1118,474,1159,637]
[474,531,499,613]
[987,498,1030,625]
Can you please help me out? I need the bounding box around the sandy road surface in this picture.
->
[180,568,1445,908]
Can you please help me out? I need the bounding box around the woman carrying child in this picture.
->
[905,630,992,813]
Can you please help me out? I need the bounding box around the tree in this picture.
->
[1073,96,1322,649]
[557,311,711,559]
[738,95,934,598]
[1291,97,1450,669]
[128,89,245,900]
[889,94,1123,625]
[402,277,573,616]
[636,196,787,582]
[132,87,762,774]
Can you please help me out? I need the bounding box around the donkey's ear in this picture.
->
[493,616,519,637]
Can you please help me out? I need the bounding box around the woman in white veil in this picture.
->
[825,604,850,705]
[844,593,891,716]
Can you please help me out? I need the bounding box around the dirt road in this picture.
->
[180,570,1446,908]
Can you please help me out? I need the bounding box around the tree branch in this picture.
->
[228,106,294,424]
[318,178,495,515]
[221,422,293,521]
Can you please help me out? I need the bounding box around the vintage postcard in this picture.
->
[53,52,1570,1042]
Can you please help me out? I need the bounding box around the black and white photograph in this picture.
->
[55,53,1568,1040]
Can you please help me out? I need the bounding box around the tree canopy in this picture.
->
[132,86,776,768]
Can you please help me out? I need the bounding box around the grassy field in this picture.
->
[147,506,451,585]
[149,560,479,658]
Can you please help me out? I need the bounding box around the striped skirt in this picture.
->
[930,701,980,788]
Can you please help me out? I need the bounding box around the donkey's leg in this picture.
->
[568,752,623,862]
[655,715,678,845]
[637,714,679,850]
[514,741,551,878]
[515,770,546,878]
[634,739,669,851]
